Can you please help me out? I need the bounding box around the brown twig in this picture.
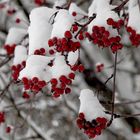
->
[0,80,14,99]
[0,56,13,68]
[107,52,118,126]
[74,14,96,39]
[105,111,140,119]
[104,74,114,85]
[112,0,129,12]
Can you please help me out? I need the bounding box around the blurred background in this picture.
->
[1,0,140,140]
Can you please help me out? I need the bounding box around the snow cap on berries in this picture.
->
[51,9,74,38]
[28,7,56,55]
[19,55,53,82]
[79,89,109,122]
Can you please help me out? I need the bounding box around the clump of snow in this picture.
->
[127,0,140,33]
[28,7,56,55]
[13,45,27,65]
[69,3,87,20]
[51,9,74,38]
[67,50,78,65]
[5,27,27,45]
[54,0,67,8]
[51,54,71,79]
[79,89,109,121]
[19,55,53,82]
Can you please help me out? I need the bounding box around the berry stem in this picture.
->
[74,14,96,39]
[112,0,129,12]
[105,111,140,119]
[107,51,118,126]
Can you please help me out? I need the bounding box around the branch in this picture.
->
[0,80,13,99]
[75,14,96,39]
[0,56,13,68]
[112,0,129,12]
[107,52,118,126]
[105,111,140,119]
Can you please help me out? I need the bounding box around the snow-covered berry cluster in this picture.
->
[86,18,123,53]
[77,113,107,139]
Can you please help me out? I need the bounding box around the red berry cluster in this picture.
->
[4,44,16,55]
[34,0,44,6]
[86,24,123,53]
[0,112,5,124]
[7,9,16,15]
[48,30,81,54]
[71,64,85,72]
[50,73,75,98]
[127,27,140,47]
[22,77,46,93]
[96,63,104,73]
[107,18,124,29]
[11,61,26,81]
[34,48,46,55]
[76,113,107,139]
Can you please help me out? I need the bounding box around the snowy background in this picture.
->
[0,0,140,140]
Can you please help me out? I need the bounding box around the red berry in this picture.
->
[51,78,58,85]
[6,126,11,133]
[107,18,114,25]
[48,39,54,47]
[22,92,30,99]
[78,64,85,72]
[64,31,72,39]
[49,49,55,55]
[68,73,75,79]
[16,18,21,23]
[65,87,71,94]
[72,11,77,17]
[72,25,78,32]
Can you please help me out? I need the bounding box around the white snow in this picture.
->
[51,54,71,79]
[67,50,78,65]
[19,55,53,82]
[128,0,140,33]
[28,7,56,55]
[13,45,27,65]
[69,3,87,20]
[79,89,109,122]
[5,27,27,45]
[51,9,74,38]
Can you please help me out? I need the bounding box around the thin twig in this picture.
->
[112,0,129,12]
[105,111,140,119]
[75,14,96,39]
[104,74,114,85]
[107,52,118,126]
